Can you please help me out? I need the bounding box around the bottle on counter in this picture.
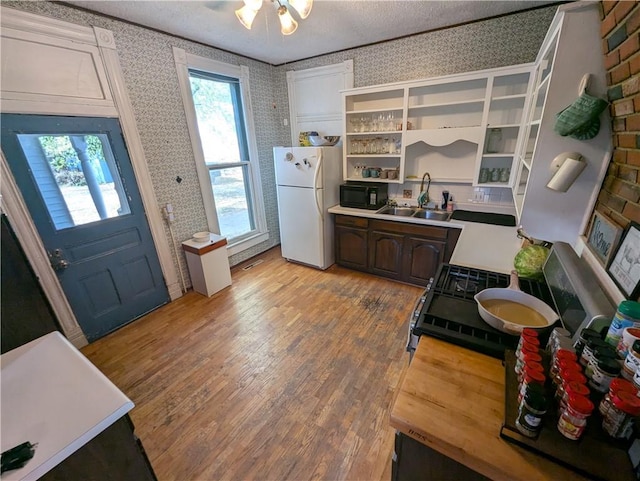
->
[602,391,640,439]
[599,378,638,418]
[622,340,640,381]
[516,390,547,438]
[574,328,602,357]
[557,394,594,441]
[604,300,640,347]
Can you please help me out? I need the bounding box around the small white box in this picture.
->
[182,233,231,297]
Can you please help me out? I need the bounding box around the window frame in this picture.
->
[173,48,268,254]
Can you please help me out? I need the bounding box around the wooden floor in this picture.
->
[81,247,423,481]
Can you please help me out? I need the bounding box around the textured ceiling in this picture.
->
[64,1,560,65]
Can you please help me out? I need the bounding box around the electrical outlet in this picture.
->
[472,190,485,203]
[403,189,413,198]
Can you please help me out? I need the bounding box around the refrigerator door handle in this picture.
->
[313,150,323,219]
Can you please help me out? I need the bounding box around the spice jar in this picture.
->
[559,381,590,411]
[551,357,582,387]
[581,338,614,368]
[546,327,571,352]
[518,369,546,403]
[515,346,542,376]
[516,390,547,438]
[518,330,540,352]
[557,394,594,441]
[599,378,638,417]
[575,328,602,357]
[634,369,640,392]
[589,357,622,393]
[602,391,640,439]
[585,345,619,380]
[518,360,545,384]
[617,327,640,360]
[623,340,640,381]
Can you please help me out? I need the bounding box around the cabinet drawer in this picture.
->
[336,215,369,228]
[370,220,447,240]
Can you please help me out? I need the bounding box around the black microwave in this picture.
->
[340,183,388,210]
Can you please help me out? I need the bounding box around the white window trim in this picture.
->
[173,47,268,254]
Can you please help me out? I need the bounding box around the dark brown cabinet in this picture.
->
[335,215,460,286]
[403,236,446,285]
[335,216,369,271]
[42,415,156,481]
[392,431,489,481]
[369,230,404,280]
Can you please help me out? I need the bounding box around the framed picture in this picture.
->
[586,211,623,267]
[607,222,640,299]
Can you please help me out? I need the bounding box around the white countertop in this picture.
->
[327,205,522,274]
[0,332,134,480]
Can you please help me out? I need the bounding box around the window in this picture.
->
[174,49,268,253]
[17,133,130,230]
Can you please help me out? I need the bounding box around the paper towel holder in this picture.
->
[546,152,586,192]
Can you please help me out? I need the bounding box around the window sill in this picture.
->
[226,231,269,256]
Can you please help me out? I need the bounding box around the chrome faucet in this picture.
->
[418,172,431,208]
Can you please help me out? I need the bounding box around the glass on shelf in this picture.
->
[486,128,503,153]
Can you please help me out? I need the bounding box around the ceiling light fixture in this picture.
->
[235,0,313,36]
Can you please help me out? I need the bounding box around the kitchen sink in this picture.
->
[377,206,451,221]
[412,209,451,221]
[377,206,417,216]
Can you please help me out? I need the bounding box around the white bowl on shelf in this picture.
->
[309,135,341,147]
[192,231,210,242]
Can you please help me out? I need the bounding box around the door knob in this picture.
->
[48,249,69,271]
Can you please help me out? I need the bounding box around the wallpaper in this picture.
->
[4,1,556,289]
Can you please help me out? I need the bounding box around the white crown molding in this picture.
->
[93,26,116,50]
[1,6,96,45]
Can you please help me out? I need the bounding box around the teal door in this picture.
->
[1,114,169,341]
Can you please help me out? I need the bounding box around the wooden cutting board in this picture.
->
[390,337,590,481]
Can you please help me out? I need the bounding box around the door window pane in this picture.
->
[17,133,130,230]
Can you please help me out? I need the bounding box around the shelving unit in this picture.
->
[339,2,612,247]
[475,68,533,189]
[342,66,534,187]
[344,87,405,182]
[511,2,613,245]
[513,35,557,216]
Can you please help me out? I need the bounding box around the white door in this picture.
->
[274,147,323,188]
[277,185,324,268]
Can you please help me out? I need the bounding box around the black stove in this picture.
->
[410,263,556,359]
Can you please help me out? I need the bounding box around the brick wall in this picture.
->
[598,1,640,228]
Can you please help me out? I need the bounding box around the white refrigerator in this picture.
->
[274,146,343,270]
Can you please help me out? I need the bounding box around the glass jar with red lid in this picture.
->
[518,360,545,384]
[554,369,588,403]
[515,349,543,376]
[518,330,540,354]
[602,391,640,439]
[599,378,638,417]
[551,357,582,386]
[557,394,594,440]
[559,381,590,411]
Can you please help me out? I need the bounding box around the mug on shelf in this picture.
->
[362,167,371,178]
[370,168,380,178]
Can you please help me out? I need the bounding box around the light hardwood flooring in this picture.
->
[81,247,423,481]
